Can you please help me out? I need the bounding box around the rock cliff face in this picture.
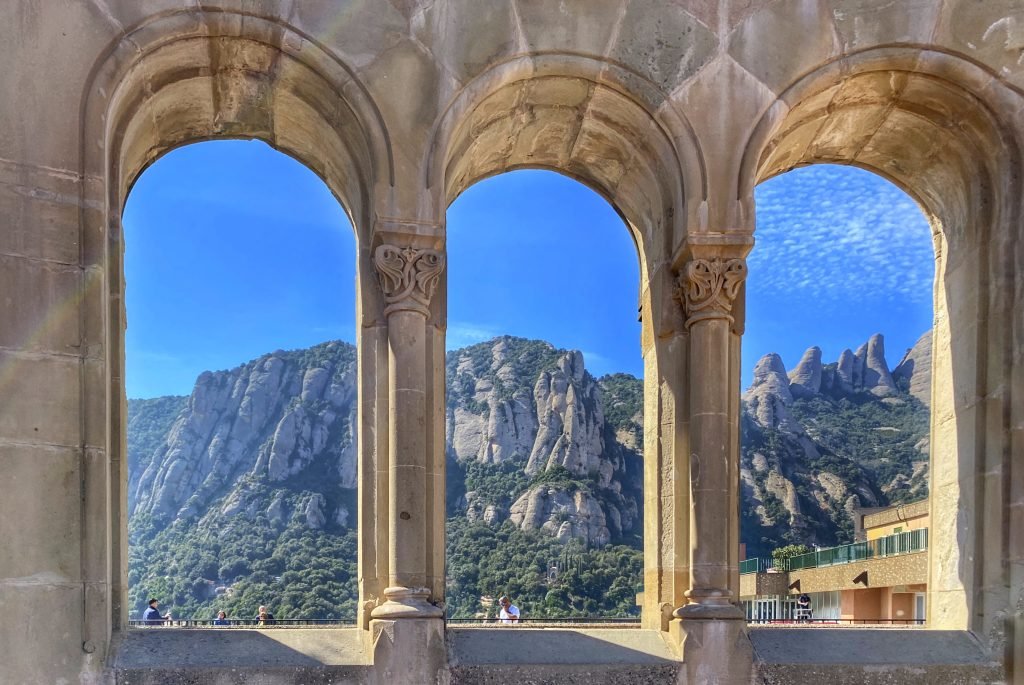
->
[893,332,932,406]
[445,338,643,546]
[741,332,931,556]
[128,331,929,571]
[130,337,643,548]
[130,341,357,528]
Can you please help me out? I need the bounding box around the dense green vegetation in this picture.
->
[598,373,644,437]
[446,517,642,619]
[128,492,358,622]
[789,393,929,503]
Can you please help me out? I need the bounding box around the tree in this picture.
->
[771,544,812,569]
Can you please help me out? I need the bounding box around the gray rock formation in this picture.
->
[894,332,932,406]
[743,353,800,433]
[509,485,611,546]
[835,349,856,393]
[854,334,898,397]
[741,331,932,554]
[130,341,358,523]
[788,346,823,398]
[445,337,643,544]
[527,351,606,480]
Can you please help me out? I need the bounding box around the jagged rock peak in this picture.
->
[746,353,792,400]
[854,333,898,397]
[788,346,822,398]
[129,340,358,524]
[894,332,932,406]
[835,349,856,393]
[743,353,800,432]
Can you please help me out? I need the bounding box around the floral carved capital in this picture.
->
[676,258,747,328]
[373,244,445,316]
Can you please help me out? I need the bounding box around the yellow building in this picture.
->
[739,499,929,625]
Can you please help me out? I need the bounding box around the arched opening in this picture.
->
[432,62,701,630]
[443,169,644,620]
[738,54,1021,641]
[123,139,359,624]
[80,12,389,638]
[739,163,934,625]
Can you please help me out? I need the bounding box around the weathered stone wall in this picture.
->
[790,553,928,596]
[863,499,929,531]
[0,2,1021,683]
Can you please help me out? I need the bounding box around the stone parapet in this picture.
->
[862,500,929,531]
[789,552,927,595]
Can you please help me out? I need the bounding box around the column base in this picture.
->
[673,602,745,620]
[674,588,745,620]
[671,614,754,685]
[370,586,444,619]
[370,615,446,685]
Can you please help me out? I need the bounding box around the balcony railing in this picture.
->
[741,528,928,574]
[739,557,776,574]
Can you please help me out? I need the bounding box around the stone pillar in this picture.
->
[369,243,445,620]
[671,238,754,683]
[674,252,748,619]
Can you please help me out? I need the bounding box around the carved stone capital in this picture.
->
[373,244,445,316]
[675,258,747,328]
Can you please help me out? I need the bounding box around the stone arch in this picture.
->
[428,53,706,280]
[738,47,1023,645]
[428,54,708,630]
[77,8,392,633]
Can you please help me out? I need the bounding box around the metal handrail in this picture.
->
[747,617,925,626]
[128,618,356,628]
[740,528,928,574]
[446,617,640,625]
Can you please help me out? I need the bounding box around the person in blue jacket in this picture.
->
[213,610,230,626]
[142,598,169,625]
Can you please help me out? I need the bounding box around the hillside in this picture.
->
[740,332,931,557]
[127,332,930,619]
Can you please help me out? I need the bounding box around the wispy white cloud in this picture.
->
[751,166,934,315]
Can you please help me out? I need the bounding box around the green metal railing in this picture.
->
[741,528,928,574]
[739,557,775,574]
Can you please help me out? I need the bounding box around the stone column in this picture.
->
[370,243,445,620]
[670,239,754,683]
[674,252,748,619]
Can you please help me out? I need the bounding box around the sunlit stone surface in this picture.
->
[0,1,1021,683]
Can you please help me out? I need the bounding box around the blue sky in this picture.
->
[124,140,933,398]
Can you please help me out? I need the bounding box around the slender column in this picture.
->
[674,253,748,620]
[370,243,445,619]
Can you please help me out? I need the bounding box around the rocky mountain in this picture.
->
[445,338,643,547]
[127,331,929,618]
[130,341,358,527]
[740,332,931,557]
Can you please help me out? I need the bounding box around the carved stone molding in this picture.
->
[676,258,747,328]
[373,244,445,315]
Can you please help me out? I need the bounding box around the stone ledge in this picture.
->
[750,628,1004,684]
[447,627,678,665]
[449,664,681,685]
[447,628,681,684]
[113,628,372,684]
